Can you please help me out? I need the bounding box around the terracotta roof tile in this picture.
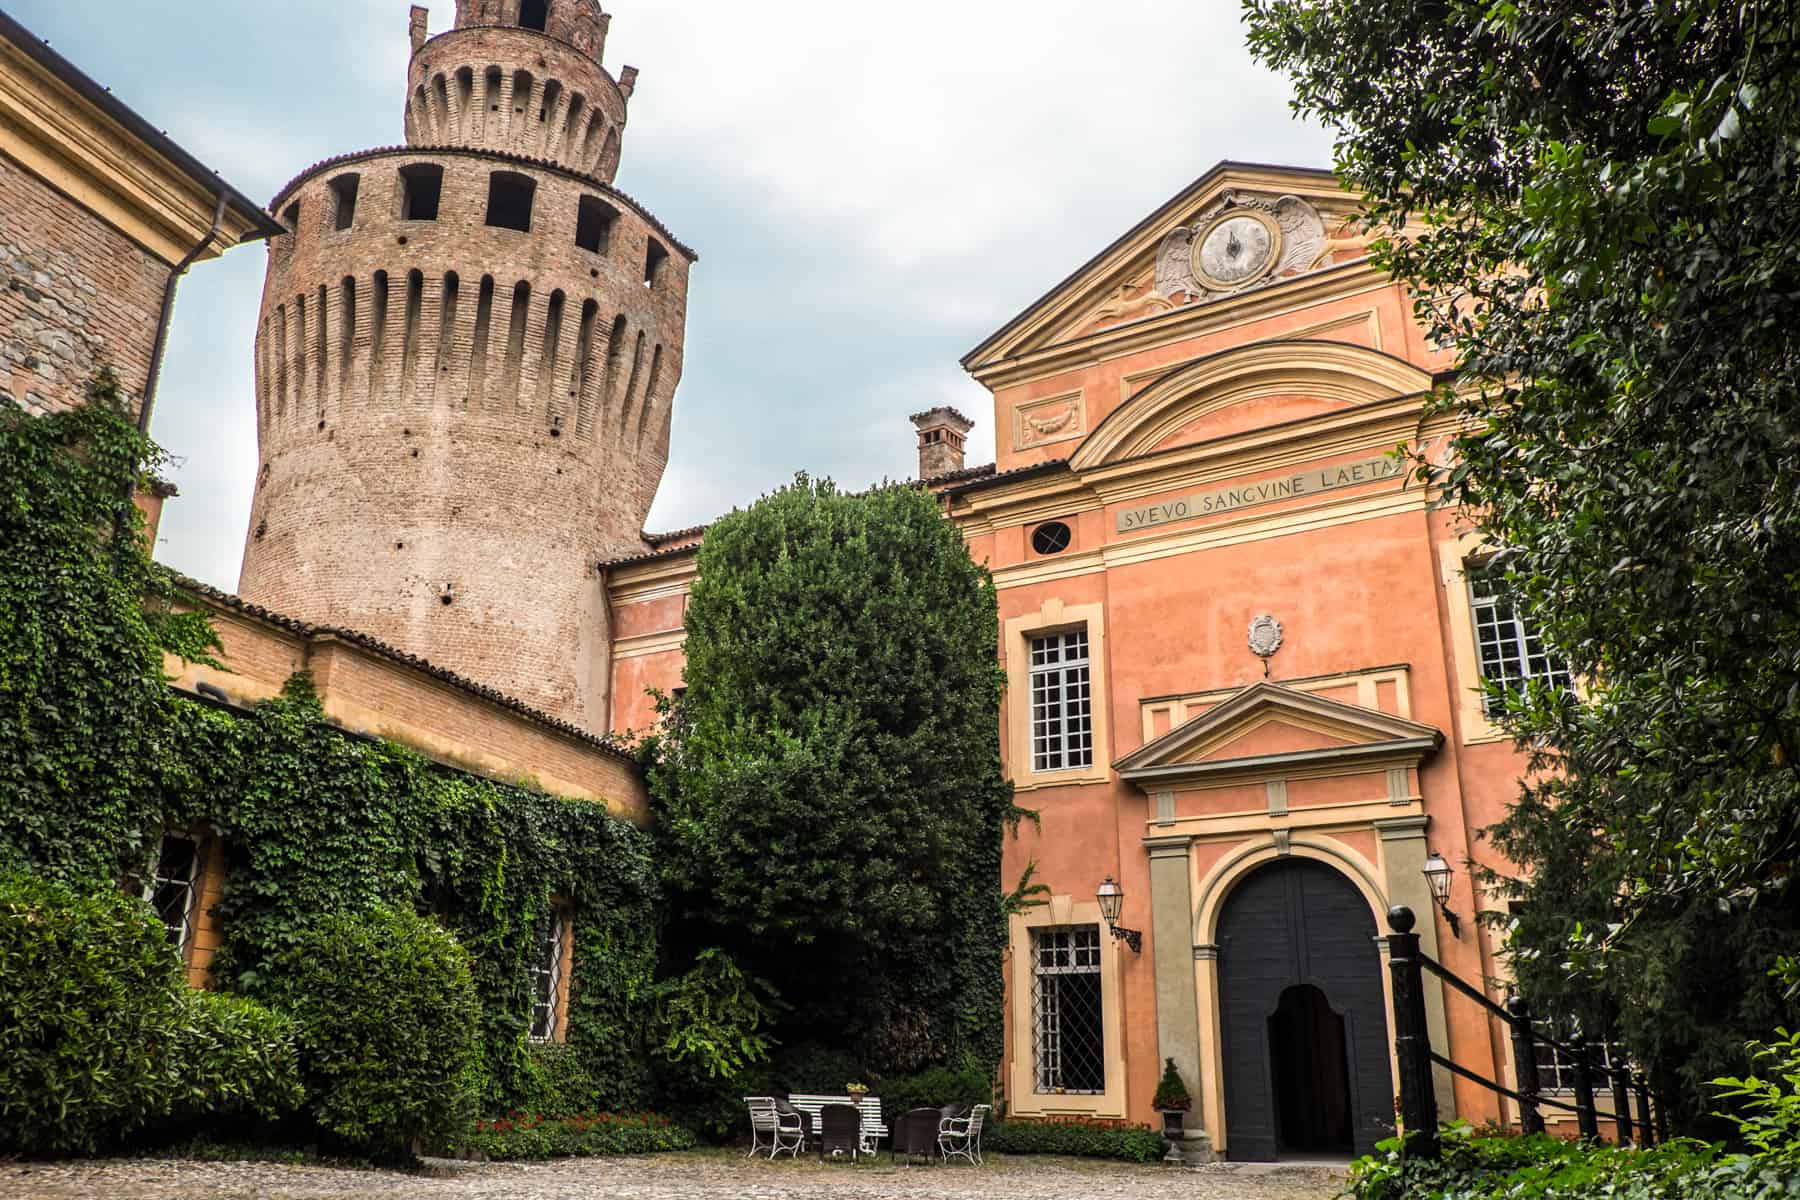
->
[170,575,636,765]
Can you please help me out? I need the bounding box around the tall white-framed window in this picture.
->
[143,833,203,960]
[528,907,570,1042]
[1029,629,1092,772]
[1468,570,1571,713]
[1031,925,1105,1094]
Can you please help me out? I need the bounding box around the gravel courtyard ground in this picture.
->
[0,1149,1345,1199]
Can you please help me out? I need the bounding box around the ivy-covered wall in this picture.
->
[4,382,1015,1142]
[0,381,661,1115]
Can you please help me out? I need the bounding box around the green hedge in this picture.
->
[985,1118,1167,1163]
[259,907,482,1154]
[0,873,300,1154]
[513,1044,607,1119]
[1346,1127,1800,1200]
[170,990,304,1127]
[877,1061,993,1124]
[457,1112,697,1160]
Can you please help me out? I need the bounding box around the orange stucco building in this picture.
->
[604,163,1565,1160]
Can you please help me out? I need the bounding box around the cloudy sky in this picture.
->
[11,0,1333,591]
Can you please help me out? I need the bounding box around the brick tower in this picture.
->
[237,0,691,731]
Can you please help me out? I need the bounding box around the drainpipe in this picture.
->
[139,191,227,435]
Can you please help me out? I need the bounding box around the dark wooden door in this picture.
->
[1217,859,1392,1160]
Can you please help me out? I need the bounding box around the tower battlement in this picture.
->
[408,0,634,181]
[448,0,610,58]
[237,2,691,733]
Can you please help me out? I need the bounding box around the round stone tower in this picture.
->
[237,0,691,731]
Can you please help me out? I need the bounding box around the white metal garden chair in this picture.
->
[938,1103,991,1165]
[744,1096,806,1159]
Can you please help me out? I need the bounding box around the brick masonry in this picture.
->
[912,406,974,479]
[165,589,649,821]
[0,152,170,417]
[235,0,691,732]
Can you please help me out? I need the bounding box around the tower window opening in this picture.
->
[328,174,360,231]
[398,164,444,221]
[576,196,617,254]
[644,238,669,288]
[519,0,550,31]
[281,200,301,238]
[486,172,536,232]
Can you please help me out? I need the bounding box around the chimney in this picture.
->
[910,406,975,480]
[409,5,429,53]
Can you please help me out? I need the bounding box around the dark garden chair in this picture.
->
[892,1107,941,1164]
[818,1102,862,1162]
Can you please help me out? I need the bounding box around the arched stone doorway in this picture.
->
[1216,858,1391,1160]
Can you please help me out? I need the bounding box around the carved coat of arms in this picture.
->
[1248,614,1284,660]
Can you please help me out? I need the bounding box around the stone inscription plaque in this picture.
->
[1116,454,1407,534]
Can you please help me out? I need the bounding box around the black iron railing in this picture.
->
[1385,905,1663,1157]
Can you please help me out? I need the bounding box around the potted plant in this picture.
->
[846,1080,870,1100]
[1152,1057,1191,1138]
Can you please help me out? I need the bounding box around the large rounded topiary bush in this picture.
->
[0,873,305,1155]
[261,906,481,1155]
[0,872,184,1153]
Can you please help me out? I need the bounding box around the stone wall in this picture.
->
[0,152,170,417]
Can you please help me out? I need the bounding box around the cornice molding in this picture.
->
[963,161,1357,375]
[0,39,270,263]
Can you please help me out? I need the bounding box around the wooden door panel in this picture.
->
[1217,859,1393,1161]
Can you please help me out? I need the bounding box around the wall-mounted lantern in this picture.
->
[1422,849,1463,938]
[1096,876,1143,954]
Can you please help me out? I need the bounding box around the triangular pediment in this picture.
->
[961,162,1367,375]
[1116,681,1441,785]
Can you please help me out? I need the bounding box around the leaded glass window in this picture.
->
[143,834,201,959]
[1032,925,1105,1094]
[529,908,569,1042]
[1468,569,1571,713]
[1029,630,1092,772]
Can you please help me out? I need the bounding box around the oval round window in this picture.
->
[1031,521,1073,556]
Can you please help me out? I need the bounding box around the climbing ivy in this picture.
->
[0,372,185,884]
[0,382,661,1116]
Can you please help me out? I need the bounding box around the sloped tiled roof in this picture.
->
[171,575,636,765]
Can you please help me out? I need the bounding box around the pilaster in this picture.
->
[1144,833,1212,1156]
[1375,814,1457,1118]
